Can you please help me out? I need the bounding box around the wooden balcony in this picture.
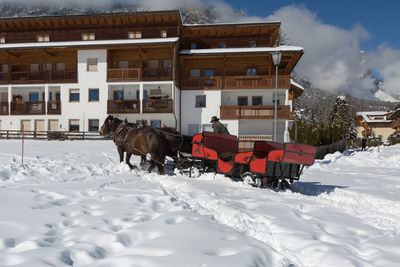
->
[220,105,293,120]
[107,100,140,114]
[182,75,291,90]
[0,71,77,84]
[107,68,140,81]
[143,99,173,113]
[11,101,45,115]
[182,77,223,90]
[47,101,61,115]
[224,75,291,89]
[142,68,172,81]
[0,102,8,115]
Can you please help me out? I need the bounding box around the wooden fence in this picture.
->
[0,130,111,140]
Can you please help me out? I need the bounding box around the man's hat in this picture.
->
[210,116,219,122]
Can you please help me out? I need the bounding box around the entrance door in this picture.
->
[48,119,58,131]
[35,120,45,132]
[21,120,31,131]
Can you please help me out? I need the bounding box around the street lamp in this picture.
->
[271,51,282,142]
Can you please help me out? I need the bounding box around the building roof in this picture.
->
[0,38,179,50]
[356,111,393,123]
[179,46,304,55]
[183,21,281,27]
[290,79,304,90]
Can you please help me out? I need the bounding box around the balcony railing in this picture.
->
[11,101,45,115]
[143,99,173,113]
[182,77,223,90]
[220,105,293,120]
[107,68,140,81]
[0,102,8,115]
[47,101,61,115]
[224,75,291,89]
[182,75,291,90]
[0,71,77,84]
[238,135,273,152]
[142,68,172,81]
[107,100,140,114]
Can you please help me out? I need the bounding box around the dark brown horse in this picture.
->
[100,116,167,174]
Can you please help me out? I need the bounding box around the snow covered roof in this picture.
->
[356,111,393,123]
[0,38,179,50]
[290,79,304,91]
[179,46,304,55]
[183,21,281,27]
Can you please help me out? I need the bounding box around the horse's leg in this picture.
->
[147,159,156,173]
[150,152,165,175]
[125,152,137,170]
[140,155,146,167]
[117,146,124,163]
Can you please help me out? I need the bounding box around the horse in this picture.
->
[101,118,167,174]
[100,116,192,171]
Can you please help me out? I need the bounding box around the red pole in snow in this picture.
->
[22,124,24,164]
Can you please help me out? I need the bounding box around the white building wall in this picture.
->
[181,90,224,135]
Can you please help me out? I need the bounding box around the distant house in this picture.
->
[355,111,395,139]
[387,105,400,133]
[355,108,399,139]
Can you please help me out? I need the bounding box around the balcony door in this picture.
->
[29,64,39,80]
[1,64,8,81]
[44,63,52,80]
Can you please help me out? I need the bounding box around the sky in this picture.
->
[228,0,400,52]
[1,0,400,97]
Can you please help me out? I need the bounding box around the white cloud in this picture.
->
[1,1,399,96]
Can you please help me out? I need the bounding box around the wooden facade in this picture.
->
[0,10,304,118]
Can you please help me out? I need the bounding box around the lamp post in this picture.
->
[271,51,282,142]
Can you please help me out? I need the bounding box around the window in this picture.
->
[69,89,80,102]
[29,92,39,102]
[56,62,65,71]
[0,36,5,44]
[82,33,95,41]
[161,30,167,38]
[87,58,98,72]
[196,95,206,108]
[247,68,257,76]
[202,124,213,132]
[148,60,159,69]
[252,96,262,106]
[49,92,53,101]
[238,96,248,106]
[220,43,226,48]
[118,61,129,68]
[37,34,50,42]
[163,59,172,69]
[88,119,99,132]
[114,91,124,100]
[190,69,200,77]
[273,99,280,105]
[128,31,142,39]
[188,124,200,136]
[69,119,80,131]
[249,41,256,48]
[151,120,161,128]
[204,69,214,77]
[89,89,99,102]
[191,43,197,49]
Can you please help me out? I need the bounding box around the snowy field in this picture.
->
[0,140,399,267]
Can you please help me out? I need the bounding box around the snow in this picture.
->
[290,79,304,91]
[180,46,304,55]
[356,111,392,123]
[1,140,400,266]
[374,89,399,103]
[0,38,179,50]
